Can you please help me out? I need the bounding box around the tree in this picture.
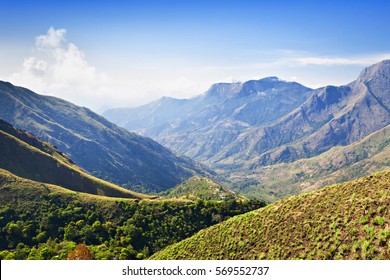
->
[67,244,94,260]
[64,222,79,241]
[40,247,52,260]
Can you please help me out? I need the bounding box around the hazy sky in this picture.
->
[1,0,390,111]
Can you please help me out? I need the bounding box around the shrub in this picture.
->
[373,216,386,226]
[67,244,94,260]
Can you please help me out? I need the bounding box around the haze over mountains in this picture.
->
[104,60,390,200]
[1,60,389,202]
[103,77,313,163]
[0,82,212,193]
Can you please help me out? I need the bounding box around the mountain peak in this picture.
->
[204,76,306,100]
[357,59,390,83]
[260,76,281,81]
[205,82,243,99]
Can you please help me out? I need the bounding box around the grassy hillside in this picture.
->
[151,170,390,260]
[228,124,390,202]
[0,169,264,260]
[164,176,247,201]
[0,120,151,199]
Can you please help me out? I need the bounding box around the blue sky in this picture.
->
[1,0,390,111]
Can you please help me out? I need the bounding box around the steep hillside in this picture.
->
[164,176,247,202]
[0,169,264,260]
[151,170,390,260]
[103,77,312,162]
[0,81,212,192]
[228,124,390,202]
[0,119,150,199]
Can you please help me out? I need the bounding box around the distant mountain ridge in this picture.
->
[104,60,390,200]
[103,77,313,162]
[0,82,212,193]
[104,61,390,168]
[223,60,390,168]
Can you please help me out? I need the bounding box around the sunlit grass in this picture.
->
[151,170,390,260]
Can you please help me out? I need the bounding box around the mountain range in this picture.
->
[3,60,388,200]
[103,60,390,200]
[1,60,390,260]
[0,82,212,193]
[103,77,313,163]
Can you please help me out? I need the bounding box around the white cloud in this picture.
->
[36,27,66,50]
[10,27,113,110]
[293,54,390,66]
[8,27,210,111]
[8,29,390,111]
[22,57,47,76]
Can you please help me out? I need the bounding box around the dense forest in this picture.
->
[0,172,264,260]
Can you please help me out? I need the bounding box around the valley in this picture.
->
[0,81,213,193]
[0,169,263,260]
[1,60,389,260]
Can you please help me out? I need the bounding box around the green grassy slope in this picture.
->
[0,120,151,199]
[0,169,264,260]
[151,170,390,260]
[165,176,247,201]
[0,168,126,202]
[228,124,390,202]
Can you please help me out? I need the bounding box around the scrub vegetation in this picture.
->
[151,170,390,260]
